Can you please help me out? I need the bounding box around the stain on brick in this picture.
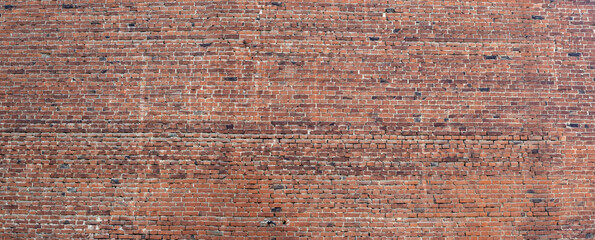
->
[261,219,276,227]
[4,5,15,10]
[531,198,543,203]
[271,207,282,212]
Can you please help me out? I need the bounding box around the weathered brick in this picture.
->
[0,1,592,239]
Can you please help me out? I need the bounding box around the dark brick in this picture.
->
[568,52,581,57]
[207,230,223,236]
[271,207,282,212]
[270,2,282,7]
[62,4,75,9]
[484,55,497,60]
[385,8,396,13]
[531,15,544,20]
[224,77,237,81]
[4,5,15,10]
[413,208,425,213]
[369,37,380,41]
[531,149,539,154]
[479,88,490,92]
[7,69,25,74]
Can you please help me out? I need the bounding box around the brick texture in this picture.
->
[1,0,594,239]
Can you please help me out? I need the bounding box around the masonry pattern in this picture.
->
[1,0,593,239]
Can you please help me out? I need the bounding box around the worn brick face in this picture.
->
[1,0,594,239]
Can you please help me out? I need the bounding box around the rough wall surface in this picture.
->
[1,0,594,239]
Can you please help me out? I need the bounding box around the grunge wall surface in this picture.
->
[1,0,593,239]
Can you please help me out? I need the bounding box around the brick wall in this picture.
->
[1,0,593,239]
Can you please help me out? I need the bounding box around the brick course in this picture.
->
[1,0,593,239]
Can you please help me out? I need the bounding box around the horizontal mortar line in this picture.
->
[0,132,560,140]
[0,135,554,141]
